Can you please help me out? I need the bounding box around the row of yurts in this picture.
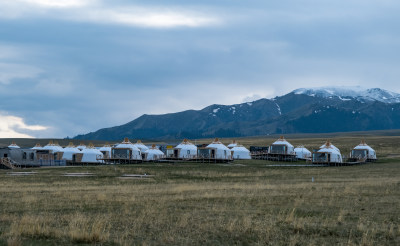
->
[5,138,250,163]
[6,136,376,163]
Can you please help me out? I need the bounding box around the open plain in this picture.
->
[0,135,399,245]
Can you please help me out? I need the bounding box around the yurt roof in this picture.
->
[231,145,250,152]
[145,144,164,155]
[115,138,140,151]
[99,143,112,152]
[353,140,375,152]
[8,141,20,149]
[43,141,63,152]
[294,146,311,153]
[82,144,103,154]
[134,140,149,150]
[76,142,87,149]
[32,143,43,150]
[272,136,294,148]
[319,140,339,152]
[207,138,230,150]
[175,139,197,150]
[227,140,238,148]
[63,142,80,153]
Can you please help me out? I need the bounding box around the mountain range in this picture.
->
[74,87,400,140]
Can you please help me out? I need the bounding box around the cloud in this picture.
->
[0,63,42,85]
[0,112,47,138]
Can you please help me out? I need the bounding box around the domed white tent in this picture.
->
[206,138,232,160]
[174,139,197,159]
[112,138,142,160]
[43,141,64,153]
[81,144,104,163]
[99,143,112,158]
[269,136,295,155]
[76,143,87,151]
[134,140,149,153]
[62,142,81,161]
[32,143,43,150]
[313,140,342,164]
[351,140,377,161]
[231,145,251,159]
[227,140,238,149]
[294,146,312,160]
[144,144,165,161]
[8,141,20,149]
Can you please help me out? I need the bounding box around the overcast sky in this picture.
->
[1,0,400,138]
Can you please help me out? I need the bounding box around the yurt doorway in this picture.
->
[327,154,331,163]
[174,149,179,158]
[211,149,215,158]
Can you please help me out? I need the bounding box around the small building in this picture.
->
[174,139,197,159]
[99,143,112,159]
[111,138,142,160]
[313,140,343,164]
[144,144,165,161]
[198,138,232,160]
[231,145,251,159]
[268,136,295,155]
[351,140,377,161]
[294,146,312,160]
[62,142,81,161]
[80,144,104,163]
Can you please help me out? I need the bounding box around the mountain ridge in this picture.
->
[74,87,400,140]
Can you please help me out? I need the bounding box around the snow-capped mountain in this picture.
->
[293,86,400,103]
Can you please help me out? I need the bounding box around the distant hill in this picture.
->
[74,87,400,140]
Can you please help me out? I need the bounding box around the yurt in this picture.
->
[351,140,377,161]
[32,143,43,150]
[134,140,149,153]
[99,143,112,159]
[206,138,232,160]
[174,139,197,159]
[269,136,295,155]
[81,143,104,163]
[43,141,64,153]
[62,142,81,161]
[294,146,312,160]
[227,140,238,149]
[231,145,251,159]
[313,140,343,164]
[112,138,142,160]
[144,144,165,161]
[8,141,20,149]
[76,143,87,151]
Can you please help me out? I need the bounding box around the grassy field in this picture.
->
[0,159,399,245]
[1,134,400,245]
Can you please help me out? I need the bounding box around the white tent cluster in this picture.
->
[62,142,81,161]
[112,138,142,160]
[269,136,295,155]
[227,140,251,160]
[206,138,232,160]
[313,140,343,164]
[144,144,165,161]
[174,139,197,159]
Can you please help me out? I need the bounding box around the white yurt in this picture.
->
[144,144,165,161]
[134,140,149,153]
[76,143,87,151]
[43,141,64,153]
[112,138,142,160]
[227,140,238,149]
[294,146,312,160]
[269,136,295,155]
[99,143,112,159]
[31,143,43,150]
[351,140,377,161]
[8,141,20,149]
[81,143,104,163]
[62,142,81,161]
[206,138,232,160]
[174,139,197,159]
[231,145,251,159]
[313,140,343,163]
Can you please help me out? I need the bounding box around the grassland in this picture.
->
[0,134,400,245]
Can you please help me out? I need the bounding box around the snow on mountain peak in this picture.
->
[293,86,400,103]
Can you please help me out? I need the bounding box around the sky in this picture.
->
[1,0,400,138]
